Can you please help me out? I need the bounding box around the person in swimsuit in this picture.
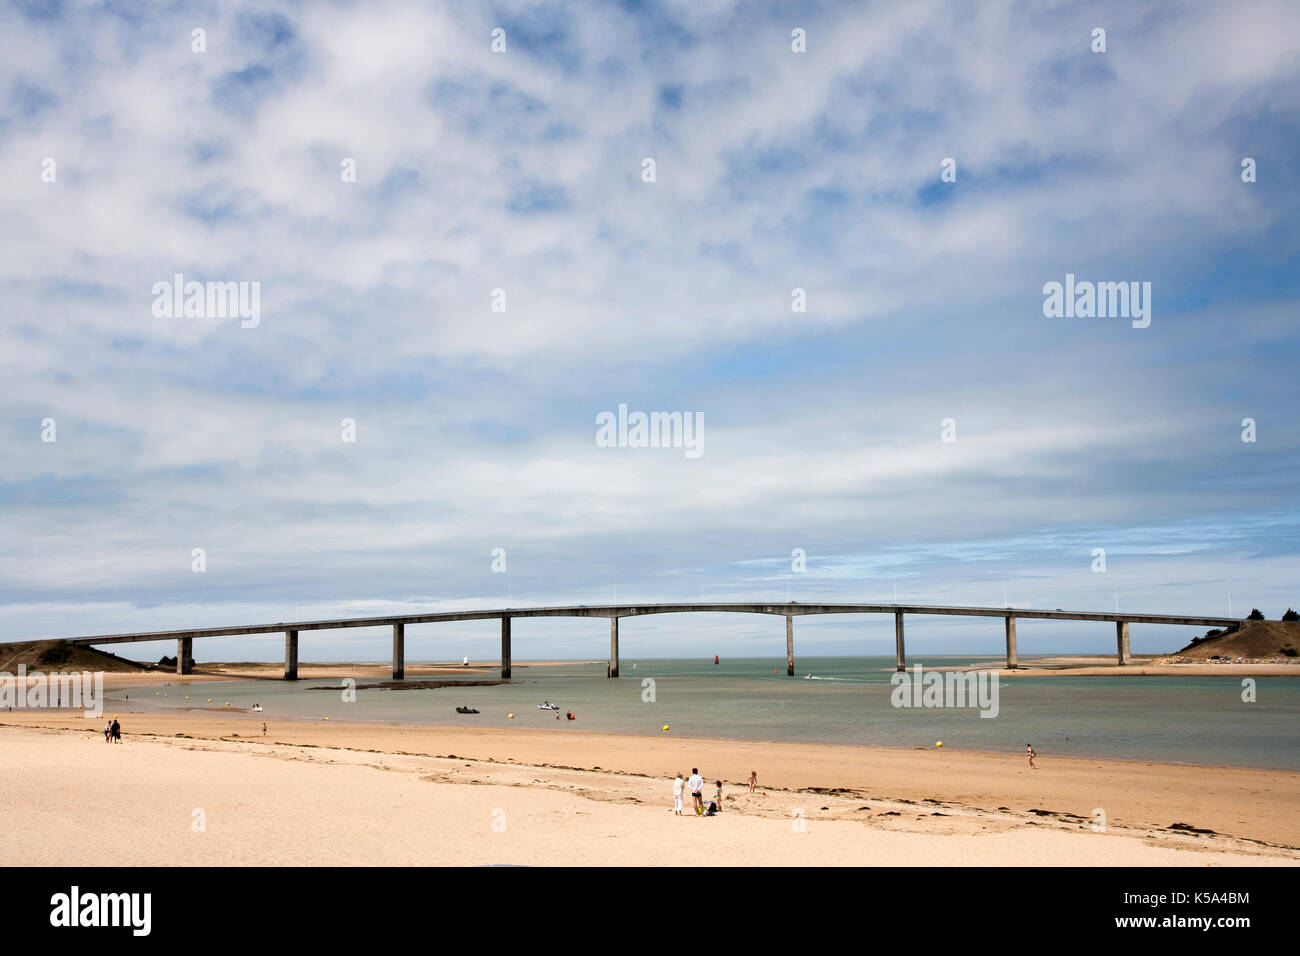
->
[747,770,757,793]
[1026,743,1037,769]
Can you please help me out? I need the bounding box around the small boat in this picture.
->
[538,701,559,711]
[250,705,263,712]
[455,706,480,715]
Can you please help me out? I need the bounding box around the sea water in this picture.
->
[113,656,1300,771]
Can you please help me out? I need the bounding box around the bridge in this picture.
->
[19,602,1239,679]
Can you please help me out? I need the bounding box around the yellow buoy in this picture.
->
[184,696,190,700]
[207,698,212,702]
[323,717,329,720]
[936,741,943,748]
[508,713,515,719]
[662,725,669,732]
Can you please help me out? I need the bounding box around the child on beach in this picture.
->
[714,780,723,812]
[1026,744,1037,769]
[673,772,684,816]
[747,770,757,793]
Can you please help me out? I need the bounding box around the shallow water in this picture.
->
[112,656,1300,771]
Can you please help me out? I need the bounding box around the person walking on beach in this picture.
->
[688,768,704,815]
[103,720,111,743]
[747,770,757,794]
[672,772,684,816]
[1026,743,1037,769]
[111,718,121,743]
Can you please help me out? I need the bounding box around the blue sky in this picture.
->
[1,0,1298,661]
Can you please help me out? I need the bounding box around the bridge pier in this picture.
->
[392,622,404,680]
[1005,616,1018,669]
[499,621,509,681]
[786,615,794,676]
[608,617,620,678]
[501,616,511,679]
[283,630,298,680]
[1116,620,1130,665]
[894,610,905,672]
[176,637,193,675]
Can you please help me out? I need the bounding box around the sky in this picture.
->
[1,0,1298,663]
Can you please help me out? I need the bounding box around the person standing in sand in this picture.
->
[672,772,684,816]
[111,718,121,743]
[103,720,111,743]
[1026,743,1037,769]
[747,770,757,794]
[688,768,704,815]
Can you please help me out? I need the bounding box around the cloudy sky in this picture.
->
[2,0,1297,662]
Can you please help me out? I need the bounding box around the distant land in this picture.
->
[1170,619,1300,661]
[0,640,150,673]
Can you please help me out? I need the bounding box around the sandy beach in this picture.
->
[79,660,601,684]
[2,707,1296,867]
[940,655,1300,677]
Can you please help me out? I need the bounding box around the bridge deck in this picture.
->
[5,602,1235,679]
[12,601,1238,647]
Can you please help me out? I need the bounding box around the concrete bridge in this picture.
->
[27,602,1238,679]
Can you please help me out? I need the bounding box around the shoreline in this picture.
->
[12,657,1296,774]
[11,705,1292,777]
[66,653,1300,687]
[83,660,606,683]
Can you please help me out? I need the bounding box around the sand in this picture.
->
[2,709,1296,866]
[938,655,1300,676]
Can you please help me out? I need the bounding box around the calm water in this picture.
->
[113,656,1300,771]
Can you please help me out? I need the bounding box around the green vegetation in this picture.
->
[36,640,72,667]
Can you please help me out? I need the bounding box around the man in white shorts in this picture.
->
[672,771,684,815]
[687,768,704,815]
